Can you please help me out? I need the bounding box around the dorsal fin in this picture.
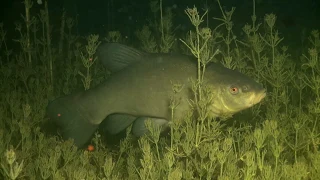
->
[96,43,146,73]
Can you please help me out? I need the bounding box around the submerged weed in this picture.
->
[0,0,320,179]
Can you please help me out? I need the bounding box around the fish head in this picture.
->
[205,64,266,117]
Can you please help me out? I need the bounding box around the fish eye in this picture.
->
[229,86,239,94]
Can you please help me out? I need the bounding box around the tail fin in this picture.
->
[46,96,99,147]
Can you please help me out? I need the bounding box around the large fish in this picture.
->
[46,43,266,147]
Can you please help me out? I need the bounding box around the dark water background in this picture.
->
[0,0,319,50]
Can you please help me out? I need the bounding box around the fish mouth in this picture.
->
[253,89,267,105]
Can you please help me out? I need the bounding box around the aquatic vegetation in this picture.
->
[0,0,319,179]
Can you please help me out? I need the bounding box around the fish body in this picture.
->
[46,43,266,147]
